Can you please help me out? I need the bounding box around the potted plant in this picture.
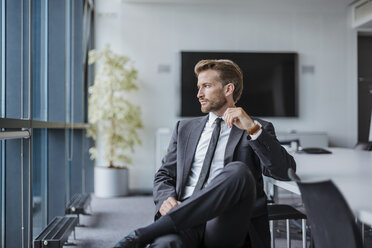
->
[87,45,143,197]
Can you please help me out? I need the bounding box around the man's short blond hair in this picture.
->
[194,59,243,103]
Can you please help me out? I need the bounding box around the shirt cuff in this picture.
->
[249,120,262,140]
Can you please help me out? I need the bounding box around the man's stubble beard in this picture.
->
[200,92,227,114]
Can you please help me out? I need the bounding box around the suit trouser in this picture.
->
[150,161,257,248]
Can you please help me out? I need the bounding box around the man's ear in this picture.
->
[225,83,235,97]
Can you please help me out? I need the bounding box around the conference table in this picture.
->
[264,147,372,226]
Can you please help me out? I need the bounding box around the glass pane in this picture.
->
[70,130,82,197]
[0,0,3,119]
[32,128,47,238]
[5,138,22,248]
[22,137,30,248]
[83,131,94,193]
[47,129,66,220]
[23,0,30,119]
[0,1,3,244]
[32,0,48,121]
[65,129,71,201]
[0,139,3,247]
[48,0,65,123]
[72,0,83,124]
[5,0,22,119]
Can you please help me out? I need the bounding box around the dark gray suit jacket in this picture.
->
[153,115,296,244]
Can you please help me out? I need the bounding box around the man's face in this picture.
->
[197,69,227,113]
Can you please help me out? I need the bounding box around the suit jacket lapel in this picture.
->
[181,116,209,192]
[224,125,244,165]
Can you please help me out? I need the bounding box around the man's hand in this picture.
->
[222,107,257,132]
[159,197,181,216]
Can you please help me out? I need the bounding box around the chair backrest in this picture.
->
[297,180,364,248]
[354,141,372,151]
[288,168,300,182]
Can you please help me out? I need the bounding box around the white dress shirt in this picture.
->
[181,112,262,200]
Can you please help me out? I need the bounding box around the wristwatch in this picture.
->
[247,123,261,135]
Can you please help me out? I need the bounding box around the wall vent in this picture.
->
[355,1,372,21]
[353,0,372,29]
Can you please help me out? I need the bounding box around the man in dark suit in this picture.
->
[114,59,296,248]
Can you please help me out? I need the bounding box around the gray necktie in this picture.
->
[193,117,222,193]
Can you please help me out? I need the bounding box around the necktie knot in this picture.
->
[215,117,222,126]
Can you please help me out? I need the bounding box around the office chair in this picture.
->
[354,141,372,151]
[288,168,364,248]
[353,141,372,242]
[267,145,307,248]
[267,139,307,248]
[267,204,307,248]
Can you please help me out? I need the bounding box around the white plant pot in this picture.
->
[94,166,129,197]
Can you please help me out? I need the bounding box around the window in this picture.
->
[0,0,95,247]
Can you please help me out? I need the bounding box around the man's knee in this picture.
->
[222,162,256,194]
[149,234,183,248]
[224,162,254,181]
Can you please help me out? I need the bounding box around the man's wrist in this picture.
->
[247,123,261,135]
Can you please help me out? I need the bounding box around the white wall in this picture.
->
[95,0,357,191]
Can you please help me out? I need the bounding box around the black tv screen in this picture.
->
[181,51,298,117]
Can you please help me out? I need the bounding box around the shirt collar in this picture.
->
[208,112,220,127]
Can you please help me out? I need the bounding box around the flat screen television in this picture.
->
[181,51,298,117]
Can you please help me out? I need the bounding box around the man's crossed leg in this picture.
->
[114,162,257,248]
